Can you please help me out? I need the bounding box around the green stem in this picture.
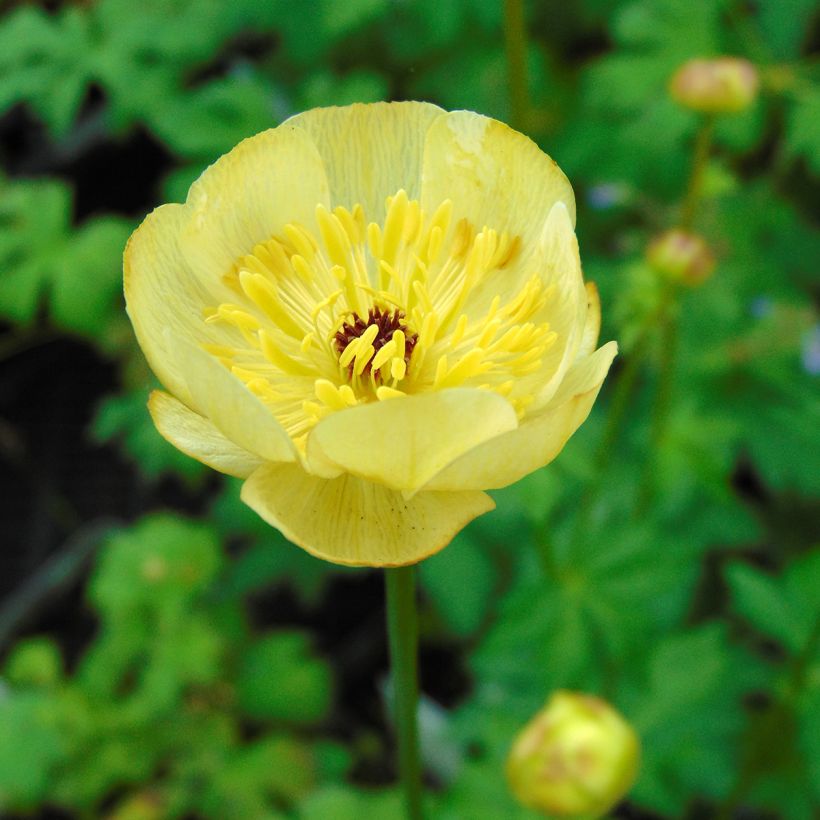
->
[385,565,423,820]
[680,115,715,229]
[636,285,678,513]
[503,0,529,131]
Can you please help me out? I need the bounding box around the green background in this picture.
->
[0,1,818,818]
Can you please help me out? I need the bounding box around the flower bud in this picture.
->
[670,57,759,114]
[646,229,715,287]
[506,691,640,818]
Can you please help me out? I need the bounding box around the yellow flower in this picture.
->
[506,691,640,818]
[124,102,616,567]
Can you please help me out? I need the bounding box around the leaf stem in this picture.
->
[636,284,678,512]
[385,565,424,820]
[504,0,529,131]
[680,115,715,229]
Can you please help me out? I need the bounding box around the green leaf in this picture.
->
[0,694,65,808]
[92,389,207,482]
[50,217,132,336]
[420,531,496,637]
[0,7,90,134]
[727,550,820,654]
[625,624,764,814]
[786,87,820,176]
[89,514,222,617]
[298,786,404,820]
[236,632,333,725]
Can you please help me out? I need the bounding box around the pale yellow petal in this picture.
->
[578,281,602,359]
[527,202,590,409]
[305,388,518,492]
[125,125,330,406]
[180,125,330,281]
[148,390,264,478]
[174,334,297,464]
[426,342,617,491]
[285,101,445,219]
[420,110,576,250]
[125,203,237,406]
[241,463,495,566]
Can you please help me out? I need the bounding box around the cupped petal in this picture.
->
[148,390,264,478]
[420,110,575,250]
[578,282,602,360]
[174,335,297,464]
[526,202,590,409]
[180,124,331,280]
[125,203,236,406]
[285,101,445,220]
[125,125,331,406]
[425,341,618,491]
[305,388,519,492]
[241,463,495,566]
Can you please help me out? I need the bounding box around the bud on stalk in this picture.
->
[670,57,759,114]
[506,691,640,818]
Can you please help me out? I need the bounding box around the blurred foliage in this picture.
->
[0,0,818,818]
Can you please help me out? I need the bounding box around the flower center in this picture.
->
[203,189,558,448]
[334,306,418,383]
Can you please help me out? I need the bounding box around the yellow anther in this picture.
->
[239,270,304,339]
[317,205,352,268]
[382,189,409,265]
[450,314,469,348]
[371,339,398,371]
[354,343,375,376]
[391,358,407,381]
[315,379,349,410]
[259,330,313,376]
[392,329,406,360]
[367,222,383,260]
[376,385,406,401]
[339,338,359,369]
[284,223,317,261]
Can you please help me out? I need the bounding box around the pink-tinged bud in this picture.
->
[646,229,716,286]
[670,57,759,114]
[506,691,640,818]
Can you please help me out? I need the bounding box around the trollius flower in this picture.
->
[125,102,616,566]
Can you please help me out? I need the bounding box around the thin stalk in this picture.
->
[503,0,529,131]
[385,565,423,820]
[636,286,678,513]
[680,115,715,229]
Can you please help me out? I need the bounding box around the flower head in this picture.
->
[646,228,715,287]
[506,691,640,818]
[125,102,616,566]
[669,57,759,114]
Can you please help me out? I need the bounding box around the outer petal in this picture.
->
[305,388,518,492]
[148,390,264,478]
[241,463,495,567]
[527,202,589,409]
[578,282,602,360]
[125,126,330,405]
[425,341,618,491]
[285,101,445,220]
[179,125,331,280]
[420,110,576,249]
[175,335,297,464]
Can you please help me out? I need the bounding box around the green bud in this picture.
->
[669,57,759,114]
[506,691,640,818]
[4,638,63,688]
[646,229,715,287]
